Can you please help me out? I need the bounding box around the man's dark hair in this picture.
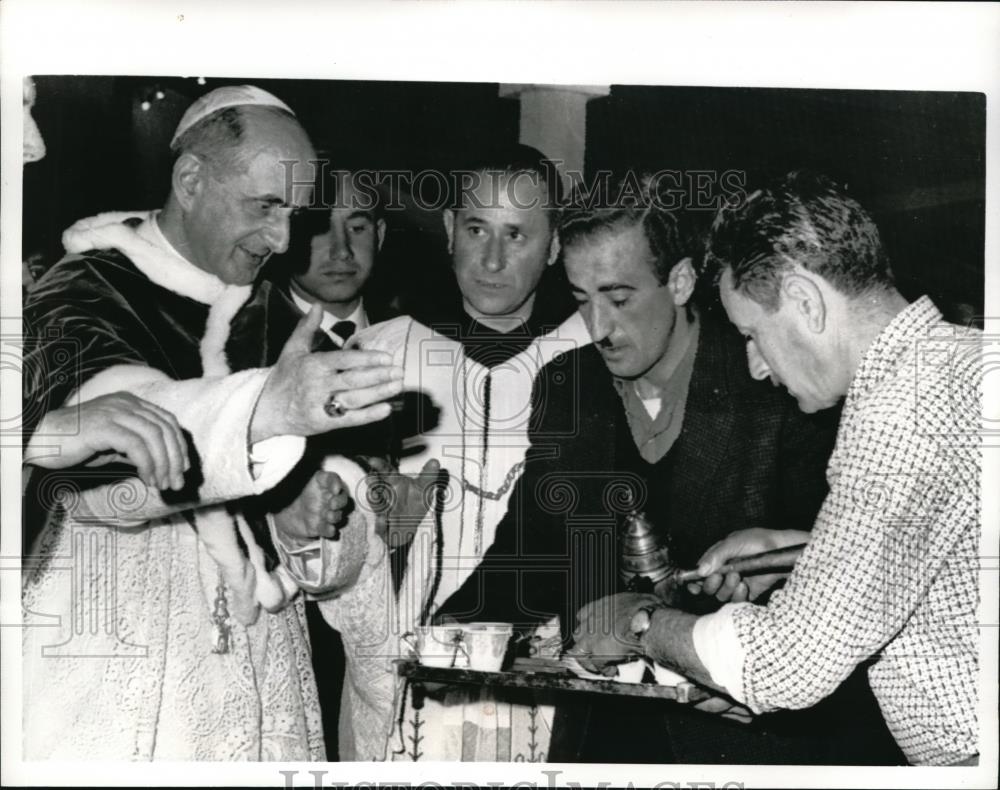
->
[170,104,296,168]
[559,174,699,286]
[705,170,894,312]
[449,143,564,223]
[280,169,386,279]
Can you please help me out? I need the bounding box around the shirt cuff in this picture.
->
[267,512,326,595]
[691,602,753,704]
[248,435,306,490]
[268,512,323,557]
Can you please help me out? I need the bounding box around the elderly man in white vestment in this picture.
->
[21,85,404,760]
[315,144,591,761]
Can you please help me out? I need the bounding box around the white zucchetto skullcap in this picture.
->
[170,84,295,148]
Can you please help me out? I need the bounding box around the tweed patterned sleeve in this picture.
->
[730,298,981,765]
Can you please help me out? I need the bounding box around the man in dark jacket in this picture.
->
[437,183,902,764]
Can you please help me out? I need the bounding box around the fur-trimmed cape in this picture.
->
[21,211,327,759]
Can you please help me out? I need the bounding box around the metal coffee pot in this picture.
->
[618,510,808,603]
[618,509,675,596]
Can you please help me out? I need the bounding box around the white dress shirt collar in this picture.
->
[288,287,367,345]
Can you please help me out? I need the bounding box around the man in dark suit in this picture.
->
[436,182,902,764]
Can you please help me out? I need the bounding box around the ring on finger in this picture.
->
[324,393,348,418]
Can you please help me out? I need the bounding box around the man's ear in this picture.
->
[376,218,387,252]
[547,231,561,267]
[172,152,206,213]
[442,209,456,255]
[667,257,696,307]
[781,273,826,333]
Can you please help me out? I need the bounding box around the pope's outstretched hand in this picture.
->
[252,303,404,442]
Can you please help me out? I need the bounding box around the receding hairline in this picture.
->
[237,107,312,152]
[239,104,305,132]
[560,210,643,246]
[449,170,560,233]
[173,103,313,167]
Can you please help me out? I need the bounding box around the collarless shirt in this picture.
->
[614,318,700,464]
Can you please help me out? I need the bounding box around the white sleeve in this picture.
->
[67,364,305,526]
[691,602,756,708]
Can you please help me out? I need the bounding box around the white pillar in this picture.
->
[499,84,610,188]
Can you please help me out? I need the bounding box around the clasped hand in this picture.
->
[271,457,443,546]
[361,456,443,548]
[566,592,662,675]
[272,468,351,542]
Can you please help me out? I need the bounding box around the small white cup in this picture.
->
[614,658,649,684]
[402,625,469,668]
[460,622,514,672]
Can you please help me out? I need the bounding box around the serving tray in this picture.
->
[395,657,710,703]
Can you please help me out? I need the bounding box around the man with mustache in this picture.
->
[437,177,901,764]
[569,171,981,766]
[21,85,404,760]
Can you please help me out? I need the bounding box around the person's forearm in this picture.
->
[642,607,725,693]
[77,367,304,504]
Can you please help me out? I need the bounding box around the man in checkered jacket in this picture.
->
[570,170,981,766]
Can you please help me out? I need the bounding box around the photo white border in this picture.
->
[2,1,997,787]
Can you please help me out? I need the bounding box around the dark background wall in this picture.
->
[23,77,985,323]
[586,86,985,319]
